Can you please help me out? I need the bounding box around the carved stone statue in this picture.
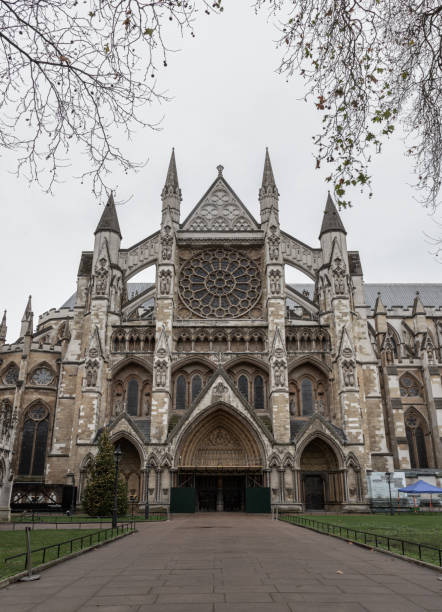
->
[161,225,173,260]
[159,270,172,295]
[332,257,346,295]
[155,360,167,387]
[267,225,280,261]
[94,258,109,295]
[0,400,13,440]
[85,359,99,387]
[342,359,355,387]
[269,269,281,295]
[273,359,286,387]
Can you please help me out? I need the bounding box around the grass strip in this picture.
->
[280,514,442,567]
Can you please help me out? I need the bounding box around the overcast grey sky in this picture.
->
[0,2,440,342]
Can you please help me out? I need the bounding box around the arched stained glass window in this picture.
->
[301,379,314,416]
[415,426,428,468]
[399,375,420,397]
[406,426,417,468]
[176,375,187,410]
[254,375,264,410]
[18,405,49,476]
[238,375,249,401]
[126,379,139,416]
[405,412,429,469]
[191,375,202,401]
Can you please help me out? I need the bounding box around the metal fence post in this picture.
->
[20,527,40,582]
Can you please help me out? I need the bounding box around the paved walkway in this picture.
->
[2,513,441,612]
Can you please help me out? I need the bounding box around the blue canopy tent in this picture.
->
[399,479,442,511]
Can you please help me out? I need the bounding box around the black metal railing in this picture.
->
[9,510,167,528]
[280,514,442,567]
[3,523,134,578]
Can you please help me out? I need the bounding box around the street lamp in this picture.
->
[112,446,123,528]
[385,471,394,516]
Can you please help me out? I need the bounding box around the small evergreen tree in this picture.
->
[83,429,128,517]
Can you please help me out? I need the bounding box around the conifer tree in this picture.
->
[83,429,128,517]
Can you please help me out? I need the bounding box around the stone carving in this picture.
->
[178,248,261,319]
[268,225,280,261]
[85,359,99,387]
[212,381,228,402]
[273,359,286,387]
[3,364,19,385]
[94,257,109,295]
[159,269,172,295]
[383,335,395,365]
[185,186,254,232]
[269,269,281,295]
[30,366,54,386]
[0,400,13,440]
[161,225,173,260]
[332,257,347,295]
[155,360,167,387]
[342,359,356,387]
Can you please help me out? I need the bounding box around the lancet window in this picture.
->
[405,410,429,468]
[18,404,49,477]
[111,364,152,418]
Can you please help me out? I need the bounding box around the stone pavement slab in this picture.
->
[1,513,441,611]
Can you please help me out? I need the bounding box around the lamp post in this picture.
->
[112,446,123,528]
[385,471,394,515]
[66,471,76,515]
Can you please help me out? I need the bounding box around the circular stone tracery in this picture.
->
[178,248,262,319]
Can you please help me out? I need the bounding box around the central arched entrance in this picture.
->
[173,407,267,512]
[300,436,345,510]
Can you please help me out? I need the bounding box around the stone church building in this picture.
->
[1,150,442,518]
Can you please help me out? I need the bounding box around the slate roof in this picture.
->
[319,193,346,238]
[61,283,442,310]
[95,194,122,238]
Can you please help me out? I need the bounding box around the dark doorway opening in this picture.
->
[303,475,325,510]
[178,472,265,512]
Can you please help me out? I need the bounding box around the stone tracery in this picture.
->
[178,249,262,319]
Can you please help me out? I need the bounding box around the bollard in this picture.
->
[20,527,40,581]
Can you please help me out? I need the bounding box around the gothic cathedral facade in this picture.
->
[1,150,442,518]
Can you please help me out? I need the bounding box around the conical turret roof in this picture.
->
[95,193,122,238]
[164,148,179,190]
[319,193,346,238]
[262,148,276,188]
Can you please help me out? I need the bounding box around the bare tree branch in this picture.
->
[257,0,442,210]
[0,0,222,195]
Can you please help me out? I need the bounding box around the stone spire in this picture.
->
[374,293,387,335]
[95,193,122,239]
[319,193,347,239]
[20,295,33,338]
[0,310,6,345]
[259,148,279,225]
[161,148,182,227]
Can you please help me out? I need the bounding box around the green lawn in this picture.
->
[281,514,442,566]
[0,527,126,579]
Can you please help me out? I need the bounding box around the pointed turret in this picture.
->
[319,193,346,239]
[374,292,387,335]
[413,291,427,334]
[20,295,33,338]
[259,148,279,225]
[95,193,122,239]
[0,310,6,345]
[161,148,182,227]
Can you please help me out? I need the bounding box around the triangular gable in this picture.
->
[181,175,259,232]
[107,412,149,445]
[167,368,273,444]
[337,325,354,358]
[292,412,346,445]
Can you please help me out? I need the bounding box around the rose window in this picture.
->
[30,367,54,385]
[178,249,261,319]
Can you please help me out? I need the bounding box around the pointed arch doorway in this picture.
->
[171,407,269,513]
[300,437,345,510]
